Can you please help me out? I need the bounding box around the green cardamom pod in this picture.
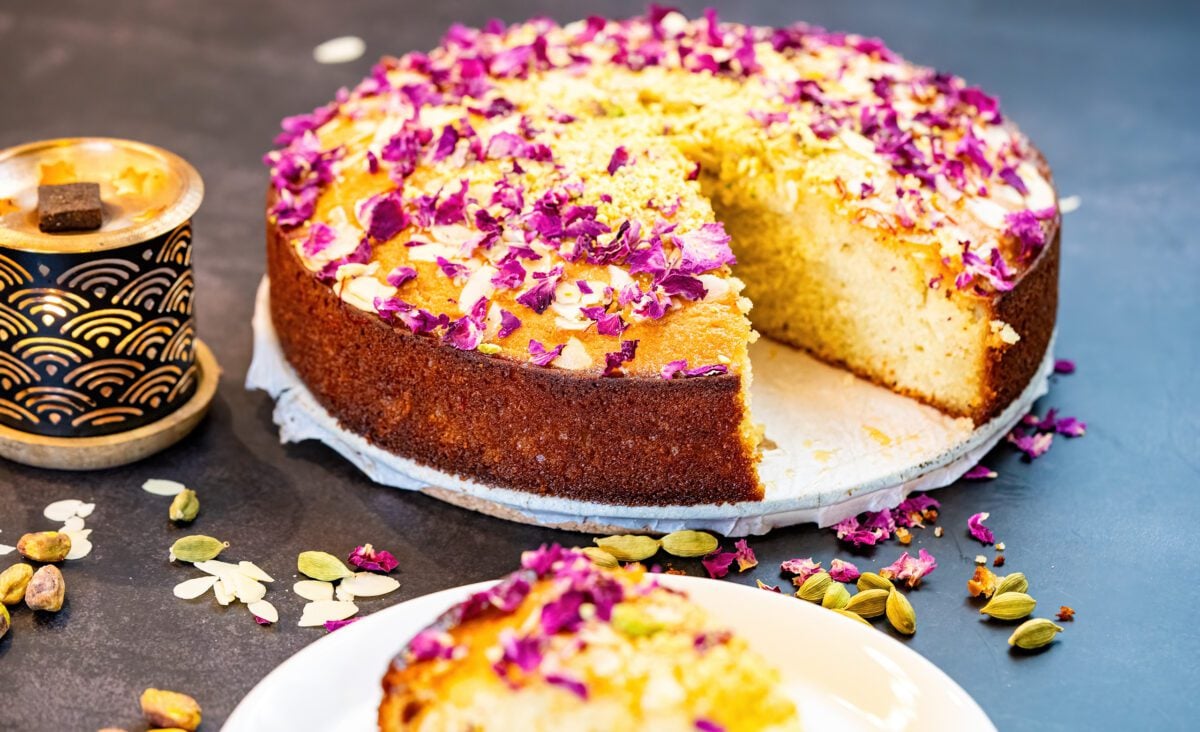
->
[796,571,832,602]
[168,489,200,523]
[885,589,916,635]
[16,531,71,563]
[660,530,719,558]
[821,582,851,609]
[831,608,871,626]
[995,572,1029,596]
[857,572,894,592]
[1008,617,1064,649]
[980,591,1036,621]
[170,535,228,563]
[297,550,353,581]
[593,535,660,562]
[844,588,889,618]
[0,563,34,605]
[580,547,619,569]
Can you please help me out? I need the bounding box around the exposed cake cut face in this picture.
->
[378,546,801,731]
[264,9,1056,394]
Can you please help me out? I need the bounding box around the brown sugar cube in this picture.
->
[37,182,103,232]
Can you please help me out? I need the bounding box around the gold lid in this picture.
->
[0,137,203,253]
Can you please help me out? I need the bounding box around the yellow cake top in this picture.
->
[265,8,1056,377]
[388,546,800,731]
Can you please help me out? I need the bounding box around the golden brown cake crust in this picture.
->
[267,191,1058,504]
[267,205,761,506]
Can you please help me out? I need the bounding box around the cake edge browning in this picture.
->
[267,207,762,506]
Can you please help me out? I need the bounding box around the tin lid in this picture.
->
[0,137,203,253]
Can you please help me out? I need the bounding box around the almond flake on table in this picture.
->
[62,528,93,560]
[233,574,268,604]
[335,584,355,603]
[299,600,358,627]
[237,561,274,583]
[248,600,279,625]
[338,572,400,598]
[213,578,237,606]
[293,580,335,602]
[173,576,219,600]
[43,499,84,522]
[142,478,186,496]
[0,543,14,556]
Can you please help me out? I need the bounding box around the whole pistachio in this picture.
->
[25,565,65,612]
[140,688,202,731]
[1008,618,1064,650]
[980,592,1036,621]
[168,489,200,523]
[0,563,34,605]
[844,588,889,618]
[885,589,916,635]
[0,603,9,640]
[796,571,832,602]
[16,531,71,563]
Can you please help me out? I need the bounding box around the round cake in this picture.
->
[264,9,1059,506]
[378,546,802,731]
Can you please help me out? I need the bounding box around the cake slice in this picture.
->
[379,546,802,731]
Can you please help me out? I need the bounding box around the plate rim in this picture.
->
[224,574,994,732]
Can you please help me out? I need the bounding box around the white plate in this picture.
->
[225,574,994,732]
[247,277,1052,536]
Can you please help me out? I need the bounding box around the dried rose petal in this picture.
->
[780,557,822,583]
[829,558,860,583]
[701,550,737,579]
[733,539,757,572]
[879,549,937,588]
[1053,359,1076,374]
[348,544,399,573]
[963,464,998,480]
[967,512,995,545]
[324,617,360,632]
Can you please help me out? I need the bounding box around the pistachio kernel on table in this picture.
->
[16,531,71,563]
[140,688,202,731]
[24,564,65,612]
[0,563,34,605]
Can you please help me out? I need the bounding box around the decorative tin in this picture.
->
[0,138,203,438]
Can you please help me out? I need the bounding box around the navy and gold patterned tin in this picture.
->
[0,138,203,437]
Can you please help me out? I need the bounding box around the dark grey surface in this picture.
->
[1,1,1197,729]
